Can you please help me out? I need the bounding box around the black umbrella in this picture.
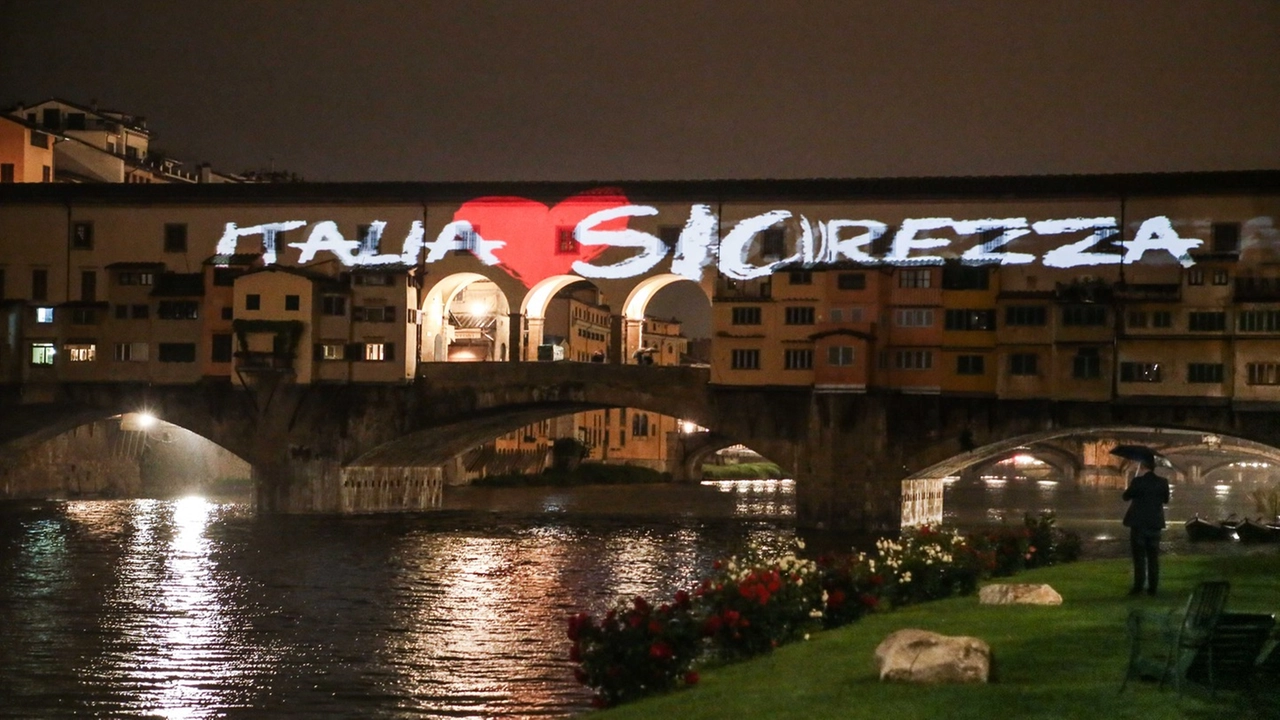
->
[1110,444,1174,468]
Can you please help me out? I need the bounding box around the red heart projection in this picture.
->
[453,189,631,287]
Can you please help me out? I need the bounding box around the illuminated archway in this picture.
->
[520,275,606,361]
[420,273,512,362]
[620,274,710,364]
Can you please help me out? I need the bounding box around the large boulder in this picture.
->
[874,629,991,683]
[979,583,1063,606]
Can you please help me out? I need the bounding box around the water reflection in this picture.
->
[700,478,796,517]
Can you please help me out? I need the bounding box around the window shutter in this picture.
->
[352,306,365,322]
[347,342,362,359]
[313,343,323,361]
[384,342,395,361]
[385,306,396,323]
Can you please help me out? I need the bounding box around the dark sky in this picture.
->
[2,0,1278,182]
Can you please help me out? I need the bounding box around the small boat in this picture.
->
[1185,515,1233,542]
[1235,518,1280,543]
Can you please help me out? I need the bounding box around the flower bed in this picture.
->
[567,512,1080,708]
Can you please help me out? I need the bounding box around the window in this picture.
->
[157,301,199,320]
[31,131,50,148]
[837,272,866,290]
[731,349,760,370]
[42,166,51,182]
[1188,311,1226,332]
[117,271,154,286]
[1152,311,1173,328]
[829,308,843,323]
[788,270,812,285]
[81,270,97,302]
[760,227,786,259]
[31,342,55,366]
[1212,269,1229,286]
[894,350,933,370]
[71,222,94,250]
[321,343,346,360]
[285,294,300,311]
[956,355,985,375]
[784,349,813,370]
[1061,305,1107,326]
[115,304,128,320]
[731,306,761,325]
[1211,222,1241,253]
[357,223,379,255]
[114,342,149,361]
[164,223,188,252]
[944,309,996,331]
[35,307,54,323]
[71,308,97,325]
[221,307,232,320]
[66,344,96,362]
[828,346,854,366]
[245,294,261,311]
[363,342,395,361]
[353,273,392,286]
[1187,363,1224,384]
[1009,353,1038,376]
[1120,362,1162,383]
[67,113,86,130]
[898,269,931,288]
[941,264,990,290]
[1238,310,1280,332]
[895,308,933,327]
[1246,362,1280,386]
[41,108,58,128]
[1187,268,1205,286]
[1070,348,1101,379]
[556,227,578,254]
[631,413,650,438]
[1126,311,1148,329]
[32,269,48,301]
[158,343,197,363]
[1005,305,1047,326]
[0,164,13,183]
[132,304,149,319]
[784,306,815,325]
[353,306,395,322]
[322,295,347,316]
[211,334,233,363]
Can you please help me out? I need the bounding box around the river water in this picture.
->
[0,476,1270,719]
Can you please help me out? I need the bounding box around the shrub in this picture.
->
[694,548,822,660]
[569,592,702,708]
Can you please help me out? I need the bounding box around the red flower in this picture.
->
[684,671,700,685]
[859,592,880,609]
[703,615,723,635]
[633,596,650,613]
[723,610,741,627]
[674,589,691,608]
[567,612,592,641]
[827,589,846,608]
[649,641,673,660]
[870,574,884,586]
[648,620,663,634]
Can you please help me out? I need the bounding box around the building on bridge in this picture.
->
[2,174,1280,408]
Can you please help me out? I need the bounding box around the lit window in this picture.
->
[365,343,385,361]
[35,307,54,323]
[322,343,345,360]
[31,342,55,365]
[66,344,96,362]
[114,342,149,361]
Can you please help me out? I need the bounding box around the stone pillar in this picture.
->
[612,314,645,363]
[793,393,902,534]
[524,316,544,361]
[507,312,523,363]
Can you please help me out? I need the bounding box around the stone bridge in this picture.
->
[5,365,1280,532]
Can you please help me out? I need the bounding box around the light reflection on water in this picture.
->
[0,494,793,719]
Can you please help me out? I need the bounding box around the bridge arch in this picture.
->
[420,272,513,362]
[969,444,1084,484]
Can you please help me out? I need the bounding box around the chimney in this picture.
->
[198,163,212,184]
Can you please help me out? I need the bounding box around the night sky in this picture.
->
[2,0,1278,183]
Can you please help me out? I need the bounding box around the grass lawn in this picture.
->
[596,551,1280,720]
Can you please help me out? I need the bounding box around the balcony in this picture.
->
[1113,283,1181,303]
[1234,277,1280,302]
[234,351,295,371]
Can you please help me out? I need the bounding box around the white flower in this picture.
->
[795,539,806,550]
[804,633,811,641]
[901,571,913,583]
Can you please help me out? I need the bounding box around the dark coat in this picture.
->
[1122,470,1171,530]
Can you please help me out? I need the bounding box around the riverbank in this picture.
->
[595,551,1280,720]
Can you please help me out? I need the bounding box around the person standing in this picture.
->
[1122,455,1171,596]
